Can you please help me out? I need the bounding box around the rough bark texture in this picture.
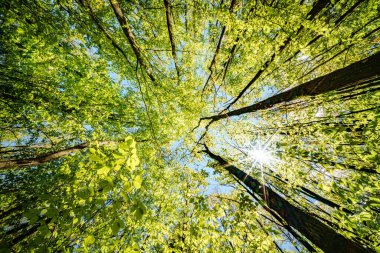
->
[203,146,373,253]
[202,52,380,122]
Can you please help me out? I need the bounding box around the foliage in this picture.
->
[1,0,379,252]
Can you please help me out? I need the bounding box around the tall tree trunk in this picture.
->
[77,0,133,67]
[108,0,156,83]
[203,145,373,253]
[163,0,181,79]
[286,0,367,63]
[264,168,354,214]
[0,141,112,170]
[221,0,331,111]
[202,52,380,122]
[10,218,52,246]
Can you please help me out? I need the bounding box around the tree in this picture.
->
[203,144,371,253]
[1,0,379,252]
[201,52,380,122]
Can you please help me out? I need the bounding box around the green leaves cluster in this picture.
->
[1,0,380,252]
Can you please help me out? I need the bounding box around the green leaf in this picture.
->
[123,181,132,193]
[90,153,103,163]
[133,175,142,189]
[84,235,95,245]
[97,166,111,176]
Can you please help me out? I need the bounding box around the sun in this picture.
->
[241,141,276,167]
[247,148,273,166]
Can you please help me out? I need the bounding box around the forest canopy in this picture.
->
[0,0,379,252]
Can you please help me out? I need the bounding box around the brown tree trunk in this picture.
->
[109,0,156,83]
[203,145,373,253]
[202,52,380,122]
[222,0,331,110]
[163,0,181,78]
[0,141,113,170]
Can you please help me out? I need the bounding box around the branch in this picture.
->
[203,145,371,253]
[203,0,238,92]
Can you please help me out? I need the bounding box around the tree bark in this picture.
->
[0,141,113,170]
[163,0,180,79]
[202,52,380,122]
[203,145,373,253]
[77,0,133,66]
[265,168,354,214]
[0,143,89,170]
[109,0,156,83]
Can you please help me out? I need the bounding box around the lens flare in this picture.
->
[247,148,273,166]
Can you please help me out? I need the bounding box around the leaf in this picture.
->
[90,153,103,163]
[133,175,142,189]
[38,224,51,238]
[46,208,58,218]
[359,211,372,221]
[97,166,111,176]
[84,235,95,245]
[123,181,132,192]
[114,164,121,171]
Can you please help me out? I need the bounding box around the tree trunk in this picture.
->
[203,145,373,253]
[0,141,113,170]
[109,0,156,83]
[77,0,133,66]
[222,0,331,110]
[10,218,52,246]
[163,0,181,79]
[202,52,380,122]
[286,0,366,63]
